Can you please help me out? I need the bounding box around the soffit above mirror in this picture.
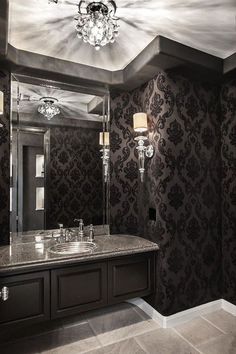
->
[8,0,236,71]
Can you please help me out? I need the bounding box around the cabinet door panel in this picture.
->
[108,254,154,303]
[0,271,50,327]
[51,262,107,318]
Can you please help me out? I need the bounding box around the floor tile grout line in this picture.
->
[132,304,152,322]
[199,315,227,335]
[194,332,232,352]
[86,319,104,348]
[192,332,226,349]
[172,328,203,354]
[132,306,160,328]
[93,323,160,347]
[134,336,150,354]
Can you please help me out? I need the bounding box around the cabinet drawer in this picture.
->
[0,271,50,327]
[108,254,154,303]
[51,262,107,318]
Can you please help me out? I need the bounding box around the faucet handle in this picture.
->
[74,218,83,224]
[74,219,84,228]
[88,224,95,242]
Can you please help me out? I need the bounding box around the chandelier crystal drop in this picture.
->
[75,1,119,50]
[38,97,60,120]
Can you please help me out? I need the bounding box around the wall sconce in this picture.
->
[133,112,154,182]
[99,132,110,183]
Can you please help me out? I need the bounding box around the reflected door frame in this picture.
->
[17,129,48,232]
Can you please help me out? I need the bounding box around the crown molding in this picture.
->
[1,36,227,91]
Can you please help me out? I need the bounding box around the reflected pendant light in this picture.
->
[38,97,60,120]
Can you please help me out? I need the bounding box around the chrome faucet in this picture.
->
[88,224,95,242]
[58,223,64,237]
[74,218,85,240]
[78,219,84,240]
[55,224,72,243]
[65,229,72,242]
[74,219,95,242]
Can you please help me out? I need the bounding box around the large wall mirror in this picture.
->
[10,74,110,238]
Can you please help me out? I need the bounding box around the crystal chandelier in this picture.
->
[38,97,60,120]
[75,1,119,50]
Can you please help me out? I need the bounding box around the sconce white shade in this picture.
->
[99,132,110,146]
[0,91,3,115]
[133,112,148,133]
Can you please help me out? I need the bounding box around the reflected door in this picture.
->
[23,146,44,231]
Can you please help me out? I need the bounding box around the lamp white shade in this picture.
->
[0,91,3,115]
[99,132,110,146]
[133,112,148,133]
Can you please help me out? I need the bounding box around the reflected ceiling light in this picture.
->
[75,0,119,50]
[38,97,60,120]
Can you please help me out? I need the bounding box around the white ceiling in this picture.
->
[8,0,236,71]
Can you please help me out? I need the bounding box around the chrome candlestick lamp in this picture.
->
[133,113,154,182]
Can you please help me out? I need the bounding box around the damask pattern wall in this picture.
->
[110,71,222,316]
[46,126,103,229]
[0,70,10,245]
[0,69,235,318]
[221,78,236,306]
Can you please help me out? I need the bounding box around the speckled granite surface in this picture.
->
[0,234,159,273]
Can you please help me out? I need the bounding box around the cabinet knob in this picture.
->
[0,286,9,301]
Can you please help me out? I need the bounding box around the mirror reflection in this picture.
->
[10,75,109,237]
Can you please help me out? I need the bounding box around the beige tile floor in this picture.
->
[0,303,236,354]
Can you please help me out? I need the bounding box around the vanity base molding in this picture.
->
[0,252,156,329]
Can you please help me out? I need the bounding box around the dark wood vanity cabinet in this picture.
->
[0,252,156,328]
[108,253,154,303]
[0,271,50,328]
[51,262,107,319]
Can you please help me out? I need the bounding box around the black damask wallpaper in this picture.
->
[46,126,103,229]
[221,77,236,306]
[0,70,10,246]
[0,69,235,318]
[110,71,222,316]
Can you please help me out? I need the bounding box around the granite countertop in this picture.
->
[0,234,159,273]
